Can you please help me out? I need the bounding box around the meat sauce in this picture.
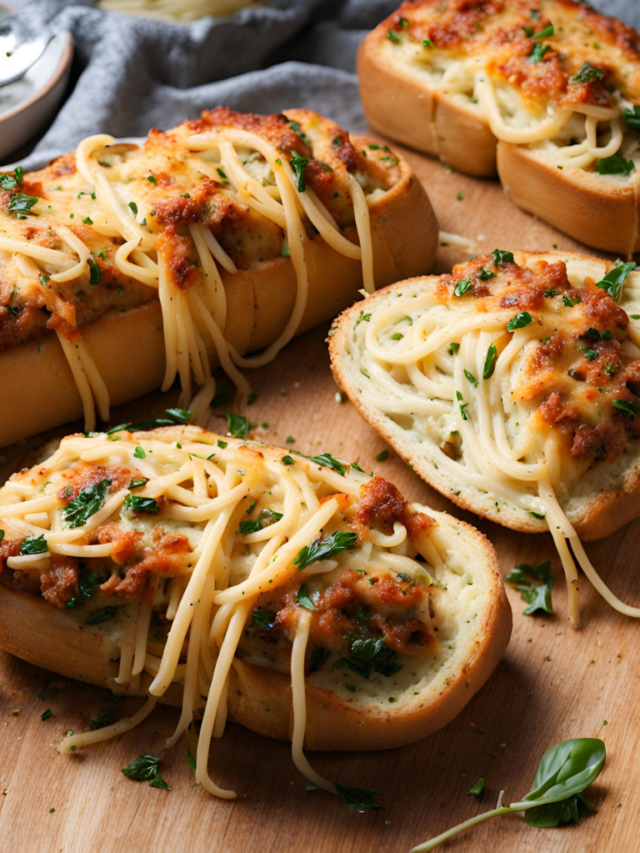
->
[448,254,640,464]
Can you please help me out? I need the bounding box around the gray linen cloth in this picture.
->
[7,0,640,168]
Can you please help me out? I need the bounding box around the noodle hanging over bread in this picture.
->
[0,108,438,446]
[0,425,510,800]
[330,250,640,626]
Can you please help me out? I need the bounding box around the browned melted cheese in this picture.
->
[0,108,397,352]
[384,0,640,107]
[448,254,640,461]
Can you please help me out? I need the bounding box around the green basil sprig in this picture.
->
[410,738,605,851]
[595,259,637,302]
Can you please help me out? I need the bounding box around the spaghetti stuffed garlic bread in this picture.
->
[0,425,510,794]
[358,0,640,253]
[0,107,437,447]
[330,249,640,626]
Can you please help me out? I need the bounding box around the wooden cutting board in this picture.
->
[1,142,639,853]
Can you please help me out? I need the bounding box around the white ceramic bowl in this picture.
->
[0,3,73,163]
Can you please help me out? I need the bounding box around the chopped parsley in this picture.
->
[597,154,634,176]
[125,495,160,514]
[62,478,111,529]
[595,259,637,302]
[290,155,309,192]
[293,531,358,571]
[507,312,533,331]
[483,343,498,379]
[572,62,604,83]
[505,560,554,615]
[122,755,171,790]
[454,278,473,297]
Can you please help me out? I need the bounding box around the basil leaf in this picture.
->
[468,778,486,797]
[464,369,478,387]
[597,154,634,176]
[62,478,111,529]
[296,582,315,611]
[88,258,100,285]
[525,792,595,827]
[253,608,276,629]
[238,508,283,535]
[613,398,640,417]
[572,62,603,83]
[125,495,160,514]
[505,560,553,615]
[122,754,171,791]
[492,249,514,265]
[106,408,193,434]
[227,413,249,438]
[595,259,637,302]
[518,738,606,807]
[164,407,192,424]
[531,23,553,39]
[292,450,348,476]
[20,534,48,555]
[507,312,532,331]
[290,155,308,192]
[91,694,121,730]
[335,783,382,813]
[0,174,17,190]
[623,105,640,135]
[529,42,550,62]
[293,531,358,571]
[454,278,472,297]
[483,344,498,379]
[8,192,38,218]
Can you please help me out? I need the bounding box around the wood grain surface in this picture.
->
[1,143,639,853]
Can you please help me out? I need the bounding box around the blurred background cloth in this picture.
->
[10,0,640,167]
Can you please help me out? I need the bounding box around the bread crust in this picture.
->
[328,261,640,542]
[0,135,437,448]
[498,142,640,256]
[0,431,510,751]
[357,30,498,177]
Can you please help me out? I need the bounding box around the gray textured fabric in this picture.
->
[7,0,640,169]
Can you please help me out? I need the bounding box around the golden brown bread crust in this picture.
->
[0,136,438,448]
[0,433,510,751]
[497,142,640,256]
[357,31,498,177]
[328,256,640,542]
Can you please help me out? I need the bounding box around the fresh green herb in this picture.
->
[594,260,637,302]
[613,399,640,417]
[41,709,52,721]
[457,191,464,201]
[335,784,382,813]
[531,23,554,39]
[0,174,17,190]
[623,105,640,135]
[86,607,117,626]
[464,370,478,387]
[505,561,553,615]
[423,38,433,48]
[8,193,38,219]
[454,278,473,297]
[14,167,23,182]
[448,342,460,355]
[296,582,315,611]
[66,571,101,608]
[88,258,101,285]
[483,344,498,379]
[281,236,290,258]
[128,201,138,216]
[226,413,249,438]
[375,450,389,462]
[584,348,598,361]
[412,738,605,851]
[293,531,358,571]
[238,509,283,535]
[20,534,48,555]
[105,407,193,434]
[581,328,612,341]
[253,608,276,629]
[468,779,486,797]
[391,332,403,341]
[290,155,309,192]
[456,390,468,421]
[282,455,295,465]
[597,154,634,176]
[529,42,551,62]
[133,446,146,459]
[122,754,171,790]
[91,695,121,730]
[40,274,50,286]
[125,495,160,514]
[563,295,580,307]
[478,268,495,280]
[527,509,547,520]
[62,479,111,529]
[82,216,93,225]
[0,530,4,543]
[357,310,371,324]
[572,62,603,83]
[507,312,532,331]
[147,175,157,184]
[387,30,400,43]
[492,249,514,265]
[289,120,310,146]
[293,450,348,476]
[216,167,227,181]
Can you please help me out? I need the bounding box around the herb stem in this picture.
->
[409,806,515,851]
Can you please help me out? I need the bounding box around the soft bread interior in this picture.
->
[330,251,640,541]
